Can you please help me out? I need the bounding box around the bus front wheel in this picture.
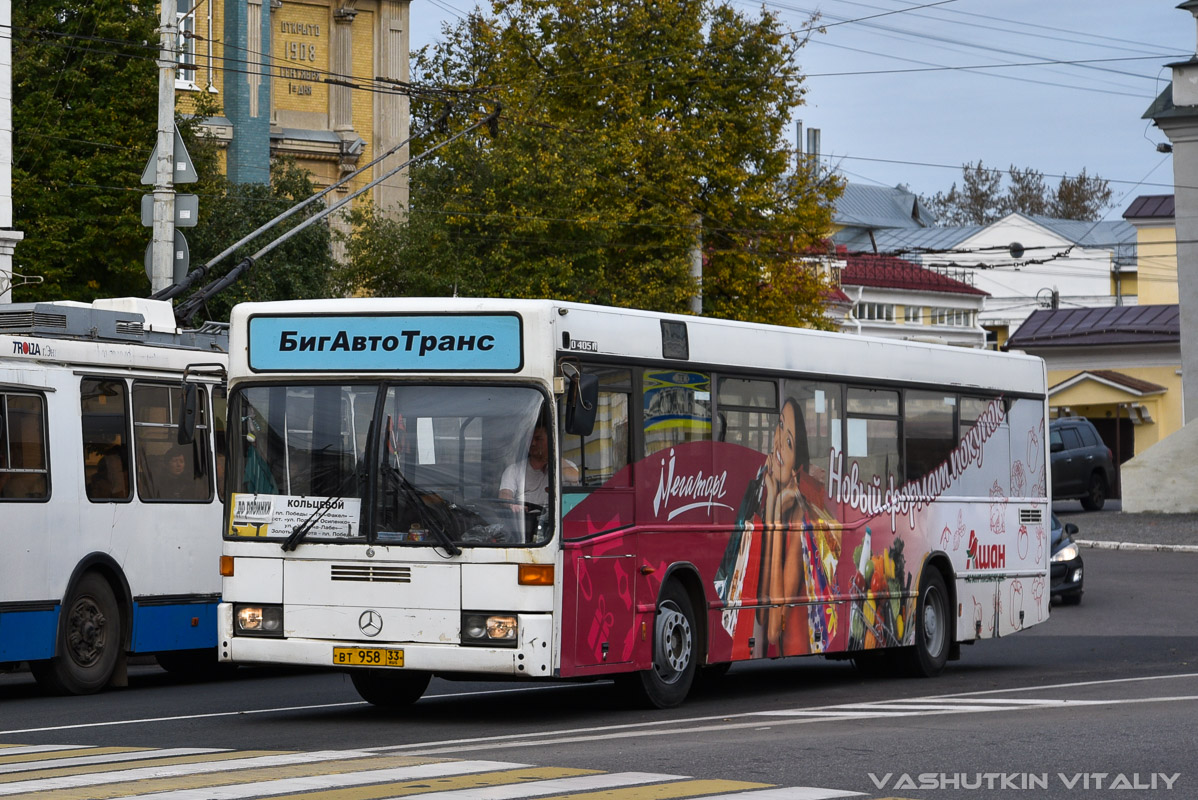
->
[628,581,697,709]
[904,568,950,678]
[32,573,122,695]
[350,669,431,708]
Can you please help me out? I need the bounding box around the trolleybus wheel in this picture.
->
[905,567,950,678]
[350,668,431,708]
[31,573,121,695]
[630,581,697,709]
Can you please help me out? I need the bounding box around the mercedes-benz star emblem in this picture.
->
[358,610,383,637]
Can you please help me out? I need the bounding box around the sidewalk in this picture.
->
[1054,499,1198,553]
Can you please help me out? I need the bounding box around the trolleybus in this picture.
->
[218,298,1050,708]
[1,297,227,694]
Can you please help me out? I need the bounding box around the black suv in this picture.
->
[1049,417,1116,510]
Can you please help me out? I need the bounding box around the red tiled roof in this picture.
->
[838,248,988,297]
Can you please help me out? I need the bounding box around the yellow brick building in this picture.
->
[175,0,412,216]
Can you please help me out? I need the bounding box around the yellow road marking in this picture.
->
[0,754,439,800]
[0,750,282,784]
[534,778,774,800]
[261,766,601,800]
[0,747,150,766]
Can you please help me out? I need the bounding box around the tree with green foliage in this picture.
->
[10,0,160,301]
[923,161,1113,225]
[339,0,841,329]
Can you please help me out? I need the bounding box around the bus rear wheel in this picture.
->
[627,581,697,709]
[31,573,122,695]
[350,669,431,708]
[903,568,950,678]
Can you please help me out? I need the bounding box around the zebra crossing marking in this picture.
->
[0,743,868,800]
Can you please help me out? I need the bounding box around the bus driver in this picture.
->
[499,423,578,512]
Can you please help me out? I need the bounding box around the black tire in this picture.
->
[31,573,122,695]
[903,568,950,678]
[629,581,698,709]
[1080,473,1107,511]
[350,669,431,708]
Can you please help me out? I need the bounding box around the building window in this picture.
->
[855,302,895,322]
[176,0,197,89]
[904,306,922,324]
[931,307,973,327]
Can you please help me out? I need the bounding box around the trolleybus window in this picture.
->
[0,391,49,500]
[133,382,212,502]
[81,378,131,502]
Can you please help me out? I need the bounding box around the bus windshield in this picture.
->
[227,383,552,547]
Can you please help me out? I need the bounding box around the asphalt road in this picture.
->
[1,549,1195,799]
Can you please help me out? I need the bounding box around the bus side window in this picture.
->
[784,380,842,494]
[81,379,132,502]
[642,368,712,457]
[560,368,632,488]
[0,392,50,500]
[716,376,777,452]
[132,382,212,503]
[846,387,902,490]
[904,390,956,482]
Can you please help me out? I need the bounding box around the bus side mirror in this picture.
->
[178,383,199,445]
[564,372,598,436]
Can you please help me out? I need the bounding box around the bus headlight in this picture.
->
[234,604,283,637]
[461,613,518,647]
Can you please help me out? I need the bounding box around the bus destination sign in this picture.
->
[247,314,523,372]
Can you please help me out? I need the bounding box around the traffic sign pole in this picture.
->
[149,0,178,295]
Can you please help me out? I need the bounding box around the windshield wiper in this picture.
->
[281,493,347,552]
[385,465,462,557]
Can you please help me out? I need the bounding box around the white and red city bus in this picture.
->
[218,298,1050,708]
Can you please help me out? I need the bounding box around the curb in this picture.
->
[1076,539,1198,554]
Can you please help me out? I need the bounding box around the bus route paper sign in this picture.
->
[246,314,524,372]
[228,493,362,539]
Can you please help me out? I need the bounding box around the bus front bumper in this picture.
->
[218,603,554,677]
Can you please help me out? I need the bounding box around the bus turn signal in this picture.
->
[518,564,554,586]
[220,556,234,577]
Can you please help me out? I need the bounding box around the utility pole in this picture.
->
[149,0,178,294]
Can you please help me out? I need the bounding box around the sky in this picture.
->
[408,0,1195,219]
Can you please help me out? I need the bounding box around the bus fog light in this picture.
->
[463,615,487,639]
[461,612,518,647]
[234,604,283,637]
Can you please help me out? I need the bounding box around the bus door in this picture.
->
[559,367,636,669]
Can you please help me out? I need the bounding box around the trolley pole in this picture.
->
[149,0,178,294]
